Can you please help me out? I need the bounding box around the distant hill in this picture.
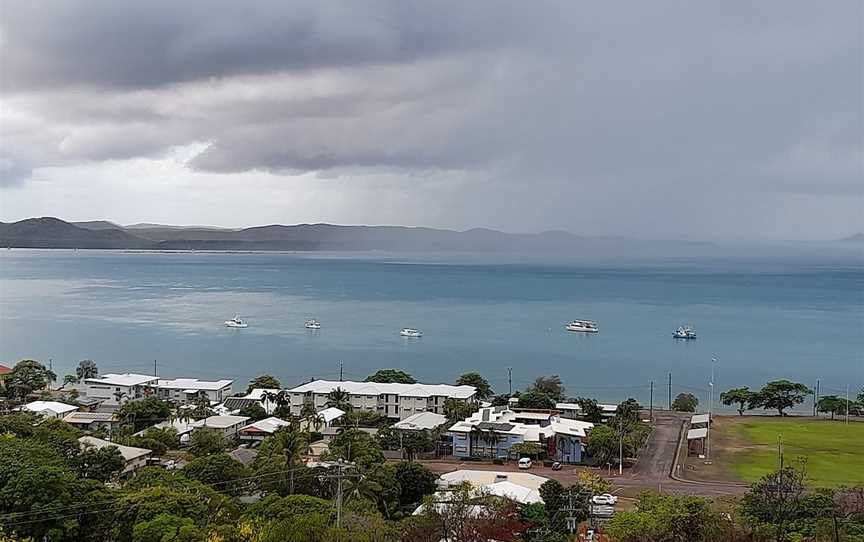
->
[0,218,153,249]
[73,220,125,231]
[125,223,236,231]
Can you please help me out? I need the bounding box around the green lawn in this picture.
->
[718,418,864,488]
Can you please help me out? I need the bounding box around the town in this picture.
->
[1,358,862,541]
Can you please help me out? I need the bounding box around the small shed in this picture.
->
[690,413,710,428]
[686,427,708,456]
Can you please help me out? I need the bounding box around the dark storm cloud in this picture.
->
[0,1,860,236]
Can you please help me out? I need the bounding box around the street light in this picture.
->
[708,357,717,460]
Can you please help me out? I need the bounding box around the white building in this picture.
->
[286,380,476,420]
[82,373,159,405]
[20,401,78,418]
[393,411,448,431]
[449,407,594,464]
[555,402,619,420]
[238,416,292,441]
[190,415,250,439]
[78,436,152,475]
[154,378,233,404]
[222,388,280,414]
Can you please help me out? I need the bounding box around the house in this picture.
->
[78,436,152,475]
[286,380,477,420]
[0,364,11,376]
[438,469,549,492]
[320,426,378,443]
[20,400,78,418]
[238,417,292,442]
[448,407,594,464]
[81,373,159,405]
[63,411,121,432]
[134,418,196,442]
[555,402,619,421]
[393,411,448,432]
[190,415,250,439]
[222,388,280,414]
[154,378,233,404]
[299,406,345,431]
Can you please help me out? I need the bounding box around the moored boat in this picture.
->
[565,320,599,333]
[400,328,422,337]
[673,325,697,339]
[225,316,248,328]
[304,319,321,330]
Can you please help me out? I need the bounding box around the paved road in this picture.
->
[630,411,687,483]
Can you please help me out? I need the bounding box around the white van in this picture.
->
[518,457,532,469]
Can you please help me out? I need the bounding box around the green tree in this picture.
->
[741,466,808,542]
[238,401,268,421]
[510,441,543,459]
[74,442,125,481]
[753,380,812,416]
[586,424,630,465]
[183,453,250,495]
[530,375,565,401]
[443,397,475,421]
[245,493,332,522]
[76,359,99,380]
[325,387,352,411]
[247,374,282,394]
[337,409,386,428]
[575,397,603,423]
[141,426,180,450]
[394,461,437,513]
[326,427,384,468]
[606,493,721,542]
[63,374,79,386]
[816,395,852,420]
[131,513,203,542]
[720,386,757,416]
[4,359,56,400]
[539,479,590,534]
[672,392,699,413]
[614,398,642,425]
[364,369,416,384]
[400,429,436,461]
[188,427,228,457]
[517,390,555,410]
[270,426,308,494]
[117,396,171,432]
[455,372,492,399]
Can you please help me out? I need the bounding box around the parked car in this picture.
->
[591,493,619,505]
[518,457,532,469]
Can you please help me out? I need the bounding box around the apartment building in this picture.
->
[285,380,477,420]
[154,378,233,404]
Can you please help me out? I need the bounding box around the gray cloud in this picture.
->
[0,1,861,238]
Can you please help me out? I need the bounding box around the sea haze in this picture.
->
[0,248,861,408]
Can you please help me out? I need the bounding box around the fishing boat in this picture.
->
[565,320,599,333]
[400,328,422,337]
[225,316,248,328]
[673,325,697,339]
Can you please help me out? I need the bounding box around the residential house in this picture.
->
[63,411,121,433]
[393,411,448,432]
[222,388,280,414]
[437,470,548,505]
[81,373,159,405]
[78,436,152,475]
[555,402,619,421]
[449,407,594,464]
[20,400,78,418]
[238,416,292,442]
[190,415,250,439]
[154,378,233,404]
[286,380,476,420]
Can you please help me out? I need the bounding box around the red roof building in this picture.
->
[0,365,12,376]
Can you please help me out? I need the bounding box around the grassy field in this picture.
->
[707,417,864,488]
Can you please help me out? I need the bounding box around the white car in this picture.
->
[591,493,619,505]
[517,457,532,469]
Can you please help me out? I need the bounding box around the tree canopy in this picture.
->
[76,359,99,380]
[529,375,565,402]
[3,359,55,399]
[117,397,171,432]
[752,380,812,416]
[575,397,603,423]
[455,372,492,399]
[364,369,416,384]
[188,427,228,457]
[247,374,282,394]
[671,392,699,413]
[720,386,757,416]
[516,390,555,410]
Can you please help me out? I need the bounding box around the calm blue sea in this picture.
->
[0,249,861,409]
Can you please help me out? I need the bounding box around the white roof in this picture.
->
[318,407,346,424]
[63,411,116,424]
[687,427,708,439]
[287,379,476,399]
[191,415,250,429]
[691,413,710,425]
[512,411,552,420]
[448,408,593,439]
[21,401,78,415]
[394,411,448,431]
[556,402,618,413]
[134,418,195,436]
[79,436,151,461]
[240,416,292,434]
[243,388,281,400]
[156,378,233,391]
[438,470,549,491]
[86,373,158,387]
[485,481,543,504]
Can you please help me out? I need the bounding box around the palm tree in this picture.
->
[272,426,309,494]
[325,387,352,411]
[76,359,99,380]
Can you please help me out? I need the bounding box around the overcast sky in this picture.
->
[0,1,861,240]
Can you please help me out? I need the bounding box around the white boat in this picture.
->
[304,319,321,330]
[673,325,697,339]
[565,320,599,333]
[225,316,248,328]
[400,328,423,337]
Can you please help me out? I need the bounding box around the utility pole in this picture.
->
[668,372,672,410]
[335,462,345,529]
[153,359,157,378]
[813,379,820,416]
[508,368,513,396]
[649,380,654,422]
[339,361,343,382]
[846,384,850,425]
[618,418,623,476]
[708,357,716,460]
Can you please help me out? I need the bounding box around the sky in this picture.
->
[0,1,861,240]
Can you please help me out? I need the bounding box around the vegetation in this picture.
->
[443,397,476,421]
[325,386,352,411]
[752,380,812,416]
[574,396,603,423]
[364,369,416,384]
[247,374,281,394]
[721,386,757,416]
[188,426,229,457]
[455,372,493,399]
[116,396,171,432]
[672,392,699,412]
[817,395,860,419]
[239,401,269,421]
[3,359,55,400]
[76,359,99,380]
[528,375,565,402]
[516,390,555,410]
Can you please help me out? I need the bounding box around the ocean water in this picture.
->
[0,249,861,409]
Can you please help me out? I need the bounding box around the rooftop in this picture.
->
[687,427,708,440]
[191,415,250,429]
[240,416,292,434]
[393,411,448,431]
[438,470,549,491]
[85,373,159,387]
[691,413,710,425]
[63,411,116,423]
[156,378,233,391]
[448,407,593,439]
[135,418,196,436]
[21,401,78,415]
[79,436,151,461]
[0,364,11,375]
[287,379,476,399]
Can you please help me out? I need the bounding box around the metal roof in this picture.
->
[687,427,708,439]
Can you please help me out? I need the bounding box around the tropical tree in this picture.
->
[365,369,416,384]
[325,386,352,411]
[117,396,171,432]
[517,390,555,410]
[816,395,852,420]
[741,465,809,542]
[720,386,757,416]
[394,461,437,513]
[443,397,475,421]
[76,359,99,380]
[73,443,125,482]
[575,397,603,423]
[238,401,268,421]
[247,374,281,394]
[753,380,812,416]
[62,374,78,386]
[188,427,228,457]
[326,427,383,468]
[400,429,436,461]
[270,426,309,494]
[183,452,250,495]
[614,398,641,425]
[4,360,56,400]
[455,372,493,399]
[672,392,699,413]
[530,375,565,401]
